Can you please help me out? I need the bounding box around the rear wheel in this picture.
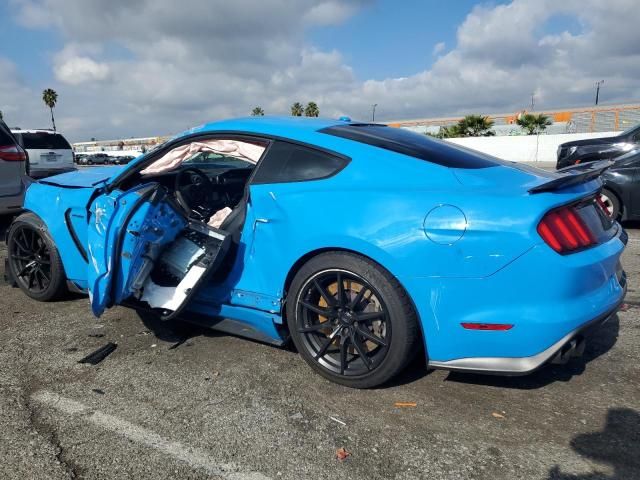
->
[287,252,420,388]
[7,213,67,301]
[600,189,621,220]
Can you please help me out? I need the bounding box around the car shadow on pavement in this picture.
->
[384,350,433,387]
[135,309,223,345]
[622,220,640,230]
[546,408,640,479]
[443,314,620,390]
[0,214,15,238]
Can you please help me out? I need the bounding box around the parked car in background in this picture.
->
[11,129,75,179]
[85,153,110,165]
[112,155,136,165]
[75,153,88,165]
[556,122,640,169]
[597,148,640,220]
[0,119,28,215]
[5,117,627,388]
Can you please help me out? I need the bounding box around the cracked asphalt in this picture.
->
[0,214,638,480]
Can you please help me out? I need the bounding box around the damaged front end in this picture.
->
[87,183,230,320]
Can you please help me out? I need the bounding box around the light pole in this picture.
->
[595,80,604,105]
[530,92,535,111]
[371,104,378,122]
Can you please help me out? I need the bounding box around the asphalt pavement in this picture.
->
[0,214,638,480]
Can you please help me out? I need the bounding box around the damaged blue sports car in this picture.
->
[6,117,627,388]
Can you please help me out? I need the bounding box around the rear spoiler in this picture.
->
[528,160,613,194]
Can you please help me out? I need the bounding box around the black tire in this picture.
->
[286,252,420,388]
[7,213,67,301]
[600,189,621,220]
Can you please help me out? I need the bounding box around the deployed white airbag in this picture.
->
[207,206,233,229]
[140,139,265,175]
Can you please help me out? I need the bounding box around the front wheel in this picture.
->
[7,213,67,301]
[287,252,420,388]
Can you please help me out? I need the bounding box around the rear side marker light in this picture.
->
[461,323,514,331]
[537,204,596,254]
[0,144,27,162]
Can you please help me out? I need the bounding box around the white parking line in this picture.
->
[32,391,270,480]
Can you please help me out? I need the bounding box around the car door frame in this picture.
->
[89,132,273,314]
[105,130,351,313]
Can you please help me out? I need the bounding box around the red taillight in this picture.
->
[0,144,27,162]
[537,204,596,254]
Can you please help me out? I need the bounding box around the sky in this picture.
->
[0,0,639,142]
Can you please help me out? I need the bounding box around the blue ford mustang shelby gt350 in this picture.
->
[6,117,627,388]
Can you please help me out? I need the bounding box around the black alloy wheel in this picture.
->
[7,213,67,301]
[599,189,621,220]
[287,252,420,388]
[296,269,391,377]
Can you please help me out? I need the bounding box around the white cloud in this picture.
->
[303,1,364,26]
[5,0,640,141]
[53,46,111,85]
[432,42,445,56]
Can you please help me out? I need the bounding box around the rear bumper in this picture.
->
[428,274,625,375]
[403,224,627,371]
[30,167,77,179]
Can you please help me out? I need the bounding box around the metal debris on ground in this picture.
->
[168,337,189,350]
[329,416,346,426]
[78,342,117,365]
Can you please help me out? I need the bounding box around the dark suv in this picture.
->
[556,122,640,169]
[0,119,28,215]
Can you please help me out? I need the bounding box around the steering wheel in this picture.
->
[174,168,217,220]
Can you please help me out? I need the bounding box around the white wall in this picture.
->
[445,132,620,163]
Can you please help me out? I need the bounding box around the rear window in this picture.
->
[251,141,348,184]
[0,122,17,146]
[19,132,72,150]
[319,124,503,169]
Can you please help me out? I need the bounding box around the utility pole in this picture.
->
[595,80,604,105]
[530,92,535,111]
[371,104,378,122]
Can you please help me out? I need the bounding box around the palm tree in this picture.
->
[42,88,58,131]
[290,102,304,117]
[436,125,462,138]
[304,102,320,117]
[455,114,494,137]
[251,106,265,116]
[516,113,552,135]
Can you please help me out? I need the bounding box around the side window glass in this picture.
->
[251,141,348,184]
[140,138,267,176]
[183,151,255,170]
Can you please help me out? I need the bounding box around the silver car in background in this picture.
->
[11,128,75,179]
[0,120,28,215]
